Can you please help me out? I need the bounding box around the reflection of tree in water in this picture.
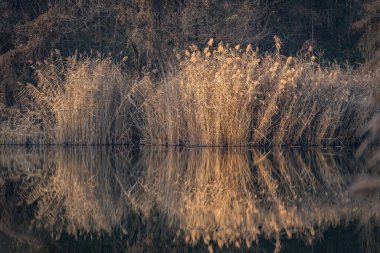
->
[0,147,379,252]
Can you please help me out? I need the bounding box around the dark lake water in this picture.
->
[0,146,379,253]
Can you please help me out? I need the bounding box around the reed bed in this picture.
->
[0,39,378,146]
[137,38,378,146]
[1,53,135,144]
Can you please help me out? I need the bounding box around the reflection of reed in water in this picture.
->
[136,148,379,251]
[0,147,379,252]
[0,147,134,240]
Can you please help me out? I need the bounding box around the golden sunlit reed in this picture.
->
[1,38,379,146]
[137,38,378,146]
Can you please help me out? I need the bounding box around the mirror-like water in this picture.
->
[0,147,379,253]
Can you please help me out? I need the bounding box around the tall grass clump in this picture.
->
[137,37,378,146]
[6,52,135,144]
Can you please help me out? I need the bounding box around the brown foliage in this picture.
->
[353,0,380,68]
[0,0,271,105]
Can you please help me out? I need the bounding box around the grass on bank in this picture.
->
[137,38,378,146]
[0,38,378,146]
[1,53,136,144]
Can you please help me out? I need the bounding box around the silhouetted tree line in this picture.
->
[0,0,378,106]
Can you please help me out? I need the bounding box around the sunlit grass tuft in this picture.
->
[0,38,378,146]
[137,38,378,146]
[1,53,136,144]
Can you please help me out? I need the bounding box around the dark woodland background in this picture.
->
[0,0,379,107]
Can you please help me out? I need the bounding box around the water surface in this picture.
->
[0,147,379,253]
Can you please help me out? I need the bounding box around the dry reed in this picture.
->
[0,38,378,146]
[136,38,379,146]
[1,53,136,144]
